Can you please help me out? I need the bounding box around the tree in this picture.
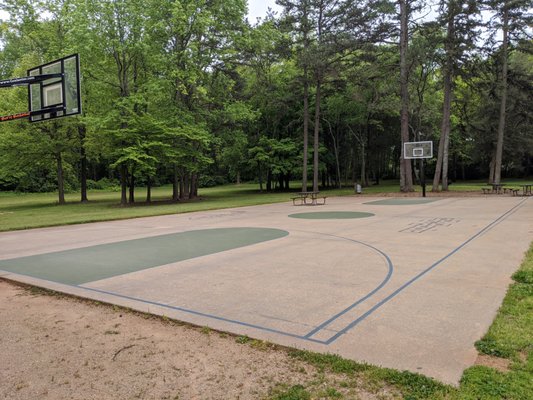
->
[398,0,414,192]
[279,0,394,192]
[148,0,247,199]
[432,0,480,191]
[486,0,532,184]
[277,0,313,191]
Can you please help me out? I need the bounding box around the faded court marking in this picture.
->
[400,218,460,233]
[188,210,247,220]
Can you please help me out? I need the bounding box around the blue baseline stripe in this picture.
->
[303,234,394,338]
[77,285,329,344]
[323,197,529,344]
[0,269,329,344]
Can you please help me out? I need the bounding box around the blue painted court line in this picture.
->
[78,285,328,344]
[0,270,328,343]
[0,233,393,346]
[303,234,394,338]
[321,197,529,344]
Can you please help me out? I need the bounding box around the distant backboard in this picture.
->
[404,141,433,159]
[27,54,81,122]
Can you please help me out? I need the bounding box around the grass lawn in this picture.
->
[0,179,527,232]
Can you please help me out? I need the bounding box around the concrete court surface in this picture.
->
[0,195,532,384]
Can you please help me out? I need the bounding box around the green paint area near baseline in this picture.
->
[289,211,374,219]
[364,198,440,205]
[0,228,288,285]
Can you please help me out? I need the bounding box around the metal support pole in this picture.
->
[420,158,426,197]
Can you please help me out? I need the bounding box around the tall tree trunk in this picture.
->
[120,164,127,205]
[324,118,341,188]
[433,63,453,191]
[78,126,88,203]
[128,169,135,204]
[146,177,151,203]
[493,6,509,185]
[172,165,179,202]
[399,0,413,192]
[433,4,455,192]
[301,2,310,192]
[56,151,65,205]
[442,118,451,190]
[313,79,322,192]
[352,150,357,185]
[190,173,197,199]
[360,144,366,186]
[258,164,264,192]
[334,144,341,189]
[236,171,241,185]
[302,66,310,191]
[182,172,189,200]
[489,150,496,184]
[179,172,185,200]
[266,170,272,191]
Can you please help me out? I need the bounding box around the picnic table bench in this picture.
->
[519,184,532,196]
[291,191,327,206]
[482,184,527,196]
[482,184,503,194]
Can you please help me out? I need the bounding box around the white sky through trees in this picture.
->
[247,0,282,23]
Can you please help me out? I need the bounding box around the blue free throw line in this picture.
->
[302,232,394,338]
[323,197,529,344]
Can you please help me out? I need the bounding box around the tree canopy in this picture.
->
[0,0,532,203]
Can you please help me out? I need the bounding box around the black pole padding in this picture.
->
[420,159,426,197]
[0,73,63,88]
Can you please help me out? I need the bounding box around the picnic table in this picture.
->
[482,183,532,196]
[482,183,504,194]
[489,183,504,194]
[291,191,327,206]
[519,184,532,196]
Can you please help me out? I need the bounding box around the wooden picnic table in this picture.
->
[489,183,504,194]
[519,184,532,196]
[482,183,504,194]
[291,191,327,206]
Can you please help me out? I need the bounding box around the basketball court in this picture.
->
[1,195,531,384]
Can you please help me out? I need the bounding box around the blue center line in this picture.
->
[322,197,529,344]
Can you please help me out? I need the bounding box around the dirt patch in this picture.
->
[0,280,389,400]
[474,354,511,373]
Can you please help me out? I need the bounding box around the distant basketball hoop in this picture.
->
[403,140,433,197]
[403,141,433,159]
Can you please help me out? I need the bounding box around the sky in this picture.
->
[247,0,282,23]
[0,2,279,24]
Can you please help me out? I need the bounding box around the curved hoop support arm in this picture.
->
[0,106,65,123]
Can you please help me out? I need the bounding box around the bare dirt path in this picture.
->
[0,280,385,400]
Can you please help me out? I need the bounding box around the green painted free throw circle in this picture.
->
[288,211,375,220]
